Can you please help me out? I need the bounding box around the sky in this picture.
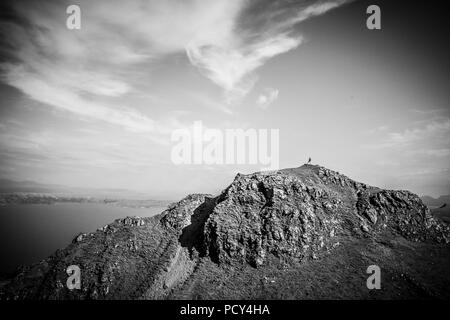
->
[0,0,449,199]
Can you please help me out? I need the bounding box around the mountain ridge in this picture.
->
[421,194,450,207]
[0,178,155,200]
[1,164,449,299]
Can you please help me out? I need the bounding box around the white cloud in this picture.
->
[256,88,279,109]
[188,92,234,115]
[388,120,450,146]
[0,0,246,130]
[0,0,348,129]
[187,35,301,103]
[2,63,170,138]
[367,125,388,134]
[186,1,348,103]
[412,149,450,158]
[367,119,450,159]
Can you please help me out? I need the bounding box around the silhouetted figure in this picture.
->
[307,157,311,164]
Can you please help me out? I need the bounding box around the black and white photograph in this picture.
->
[0,0,449,311]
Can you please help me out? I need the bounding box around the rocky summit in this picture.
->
[1,164,449,300]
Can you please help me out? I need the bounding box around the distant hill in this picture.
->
[0,178,151,200]
[422,195,450,224]
[421,194,450,207]
[0,179,64,194]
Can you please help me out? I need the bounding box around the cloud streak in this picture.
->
[186,0,348,103]
[186,34,301,103]
[2,63,159,134]
[366,118,450,162]
[388,120,450,147]
[0,0,247,133]
[0,0,349,126]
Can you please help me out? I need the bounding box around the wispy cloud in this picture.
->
[2,63,161,134]
[187,92,234,115]
[411,149,450,158]
[367,118,450,156]
[186,0,348,103]
[256,88,279,109]
[0,0,349,127]
[367,125,388,134]
[388,120,450,146]
[187,34,301,104]
[0,0,247,133]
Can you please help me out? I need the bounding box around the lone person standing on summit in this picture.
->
[307,157,311,164]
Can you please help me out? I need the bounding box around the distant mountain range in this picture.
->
[0,178,150,199]
[420,195,450,207]
[0,178,174,207]
[0,179,64,194]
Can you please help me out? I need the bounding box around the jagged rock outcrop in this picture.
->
[1,165,449,300]
[203,166,448,268]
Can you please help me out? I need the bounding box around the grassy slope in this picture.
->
[170,232,450,300]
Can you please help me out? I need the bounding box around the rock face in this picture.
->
[1,165,449,300]
[204,166,448,268]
